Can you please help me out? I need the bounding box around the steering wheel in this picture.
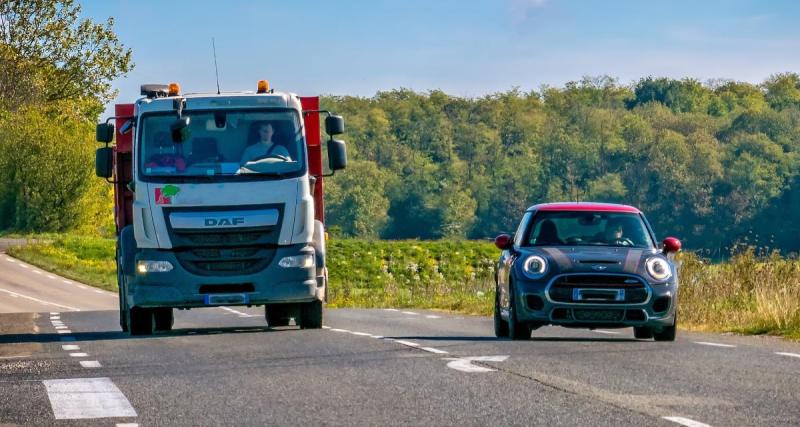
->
[249,153,290,162]
[613,237,635,247]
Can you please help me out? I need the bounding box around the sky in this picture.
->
[80,0,800,117]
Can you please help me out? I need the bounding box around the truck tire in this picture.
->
[299,300,323,329]
[116,244,129,332]
[153,308,174,332]
[265,304,291,327]
[129,306,155,336]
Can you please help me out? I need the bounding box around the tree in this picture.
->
[325,160,392,238]
[0,0,133,114]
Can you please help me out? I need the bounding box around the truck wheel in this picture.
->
[633,327,653,339]
[653,314,677,342]
[154,308,174,332]
[116,258,129,332]
[265,304,291,327]
[508,283,531,340]
[299,300,323,329]
[494,286,509,338]
[129,306,155,336]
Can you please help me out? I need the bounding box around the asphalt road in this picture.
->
[1,251,799,426]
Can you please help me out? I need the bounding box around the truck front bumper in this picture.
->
[127,244,320,309]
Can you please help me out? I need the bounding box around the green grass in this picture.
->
[7,233,800,339]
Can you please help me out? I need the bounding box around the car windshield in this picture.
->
[138,109,304,179]
[526,211,654,248]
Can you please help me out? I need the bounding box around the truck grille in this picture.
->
[548,274,648,304]
[175,246,276,276]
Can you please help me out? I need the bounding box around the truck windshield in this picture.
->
[525,211,654,248]
[139,109,305,179]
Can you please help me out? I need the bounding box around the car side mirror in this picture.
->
[96,123,114,143]
[327,139,347,171]
[95,147,113,178]
[494,234,513,250]
[662,237,682,254]
[325,115,344,135]
[170,116,191,143]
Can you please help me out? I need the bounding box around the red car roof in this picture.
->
[528,202,642,213]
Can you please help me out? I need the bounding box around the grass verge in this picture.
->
[7,234,799,339]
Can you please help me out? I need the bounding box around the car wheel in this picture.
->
[653,313,677,342]
[633,326,653,339]
[494,286,509,338]
[153,308,174,332]
[299,300,323,329]
[265,304,291,327]
[508,282,531,340]
[128,306,155,336]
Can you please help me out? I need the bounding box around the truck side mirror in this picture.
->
[327,139,347,171]
[170,116,191,143]
[95,147,113,178]
[325,115,344,135]
[96,123,114,143]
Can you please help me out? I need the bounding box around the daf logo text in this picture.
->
[204,217,245,227]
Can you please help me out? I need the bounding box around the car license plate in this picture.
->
[204,294,249,305]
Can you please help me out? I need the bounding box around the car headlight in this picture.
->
[522,255,548,279]
[646,257,672,281]
[136,260,174,274]
[278,254,315,269]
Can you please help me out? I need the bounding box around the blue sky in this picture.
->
[81,0,800,116]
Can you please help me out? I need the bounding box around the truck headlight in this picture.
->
[278,254,315,269]
[522,255,548,279]
[646,257,672,281]
[137,260,174,274]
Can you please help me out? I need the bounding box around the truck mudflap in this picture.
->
[126,244,320,309]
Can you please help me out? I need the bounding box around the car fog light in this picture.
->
[278,254,315,268]
[137,260,174,274]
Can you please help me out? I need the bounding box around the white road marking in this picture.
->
[401,311,419,316]
[443,356,509,373]
[0,288,80,311]
[69,352,89,358]
[382,308,399,312]
[663,416,712,427]
[55,326,68,330]
[62,345,80,351]
[19,264,29,269]
[329,328,350,333]
[50,316,60,320]
[394,340,420,347]
[77,285,88,290]
[594,330,621,335]
[370,335,384,339]
[0,355,27,360]
[322,325,331,329]
[425,315,441,319]
[47,274,56,279]
[695,341,736,348]
[50,312,59,315]
[349,331,372,336]
[421,347,449,354]
[116,424,138,427]
[43,377,137,419]
[93,290,104,294]
[62,280,72,284]
[32,270,43,275]
[776,352,800,359]
[57,330,72,334]
[80,361,102,368]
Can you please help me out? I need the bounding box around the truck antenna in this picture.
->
[212,37,221,94]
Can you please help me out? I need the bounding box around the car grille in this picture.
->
[548,274,648,304]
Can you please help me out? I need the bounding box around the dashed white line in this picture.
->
[694,341,736,348]
[370,335,384,339]
[116,423,139,427]
[349,331,372,336]
[50,312,59,315]
[329,328,350,333]
[50,316,60,320]
[421,347,448,354]
[18,264,29,269]
[46,274,56,279]
[43,377,137,419]
[401,311,419,316]
[80,361,102,368]
[62,345,80,351]
[776,352,800,359]
[77,285,88,290]
[322,325,331,329]
[69,353,89,358]
[93,290,104,294]
[62,280,72,284]
[0,288,80,311]
[594,330,621,335]
[425,315,441,319]
[394,340,420,347]
[55,326,68,330]
[32,270,43,275]
[0,355,27,360]
[57,330,72,334]
[382,308,399,312]
[663,416,712,427]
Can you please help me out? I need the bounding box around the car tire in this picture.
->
[265,304,291,327]
[153,308,174,332]
[299,300,323,329]
[633,326,653,339]
[128,306,155,336]
[508,282,531,340]
[653,313,677,342]
[494,287,509,338]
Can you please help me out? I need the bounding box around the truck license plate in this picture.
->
[204,294,249,305]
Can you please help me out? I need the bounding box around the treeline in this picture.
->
[321,75,800,254]
[0,1,130,233]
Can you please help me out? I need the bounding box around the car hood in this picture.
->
[519,246,664,278]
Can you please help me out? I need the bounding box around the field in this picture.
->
[7,234,799,339]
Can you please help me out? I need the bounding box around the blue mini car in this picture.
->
[494,202,682,341]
